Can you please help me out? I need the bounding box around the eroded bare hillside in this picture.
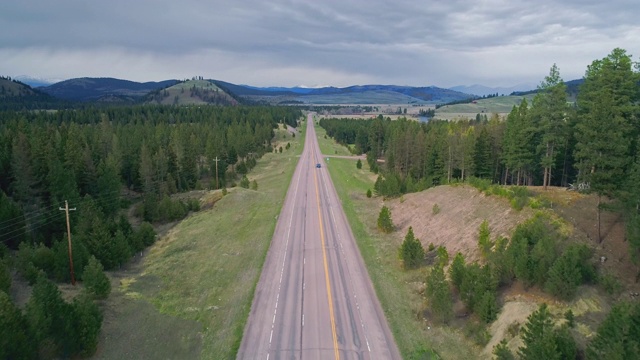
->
[387,185,533,263]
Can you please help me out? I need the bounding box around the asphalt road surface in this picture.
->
[238,114,400,359]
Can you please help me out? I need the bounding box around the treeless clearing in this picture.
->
[387,185,534,263]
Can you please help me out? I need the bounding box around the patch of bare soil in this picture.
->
[387,185,533,263]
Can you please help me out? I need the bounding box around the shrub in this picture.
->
[565,309,575,328]
[478,220,492,257]
[250,180,258,191]
[598,272,623,296]
[432,203,441,215]
[186,198,200,212]
[135,222,156,247]
[239,175,250,189]
[436,246,449,267]
[356,159,362,169]
[366,189,372,198]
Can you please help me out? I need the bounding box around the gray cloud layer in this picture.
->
[1,0,639,87]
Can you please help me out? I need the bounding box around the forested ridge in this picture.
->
[0,104,301,358]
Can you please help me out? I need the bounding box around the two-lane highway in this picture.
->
[238,114,400,359]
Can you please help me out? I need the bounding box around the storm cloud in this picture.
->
[1,0,638,87]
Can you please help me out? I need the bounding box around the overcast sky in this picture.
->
[2,0,639,88]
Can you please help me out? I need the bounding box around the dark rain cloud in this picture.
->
[1,0,639,86]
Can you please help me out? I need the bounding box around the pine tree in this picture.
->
[426,264,452,323]
[82,256,111,299]
[545,244,591,300]
[67,294,102,357]
[0,259,10,294]
[587,301,640,360]
[356,159,362,169]
[449,252,466,290]
[399,227,424,269]
[518,303,560,360]
[377,206,394,233]
[25,276,68,349]
[502,99,535,185]
[478,220,492,257]
[474,126,493,179]
[574,48,639,243]
[554,324,577,360]
[0,292,34,360]
[533,64,570,189]
[476,290,499,323]
[493,339,515,360]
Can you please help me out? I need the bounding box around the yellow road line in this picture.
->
[312,149,340,360]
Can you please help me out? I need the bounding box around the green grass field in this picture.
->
[97,121,305,360]
[435,94,536,118]
[315,122,478,359]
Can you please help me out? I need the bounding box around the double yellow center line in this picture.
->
[312,148,340,360]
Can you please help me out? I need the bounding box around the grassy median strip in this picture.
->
[317,123,477,359]
[98,124,304,360]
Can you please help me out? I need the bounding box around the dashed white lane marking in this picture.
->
[266,152,305,359]
[319,169,372,354]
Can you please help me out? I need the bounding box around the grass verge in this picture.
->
[316,122,477,359]
[96,122,305,360]
[313,120,352,157]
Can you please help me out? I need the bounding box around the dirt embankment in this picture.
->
[387,185,533,263]
[383,184,639,357]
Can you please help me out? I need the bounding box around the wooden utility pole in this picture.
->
[213,156,220,189]
[59,200,77,285]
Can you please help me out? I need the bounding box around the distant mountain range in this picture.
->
[39,77,180,102]
[449,83,538,97]
[3,75,590,107]
[214,82,474,104]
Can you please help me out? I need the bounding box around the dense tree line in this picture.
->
[0,105,301,248]
[0,104,301,357]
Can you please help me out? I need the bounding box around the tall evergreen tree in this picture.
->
[474,126,493,179]
[532,64,570,189]
[574,48,639,242]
